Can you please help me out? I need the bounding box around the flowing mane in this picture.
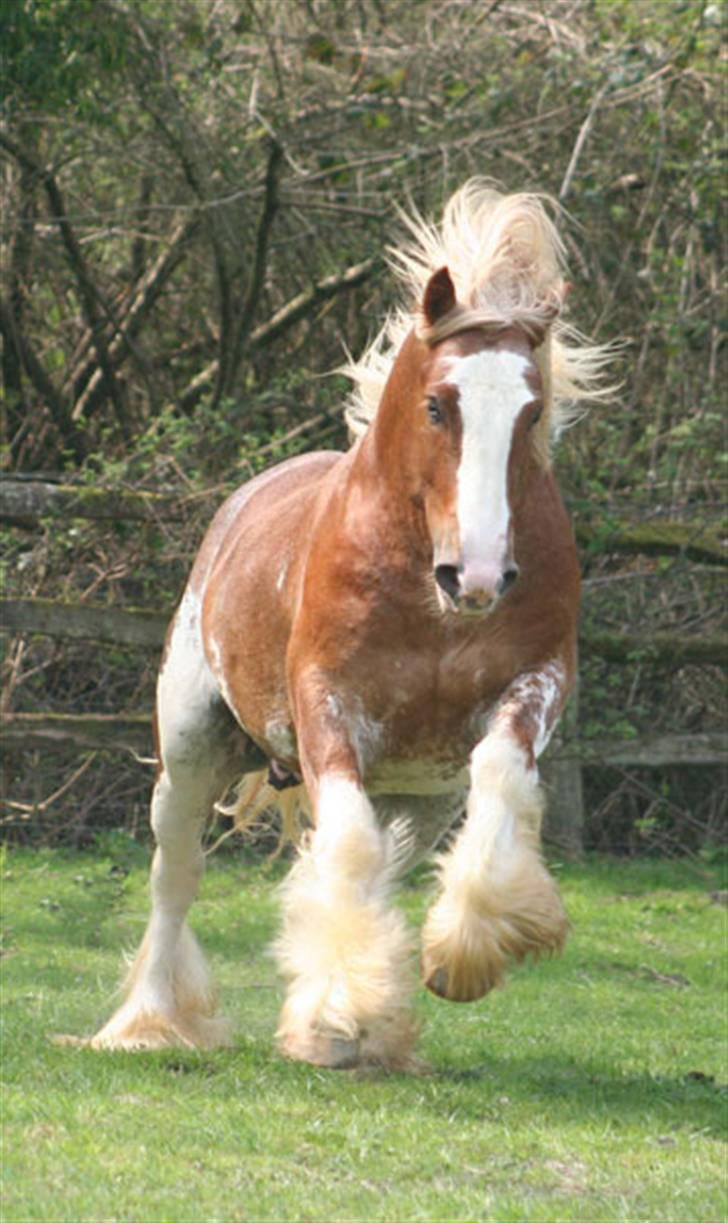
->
[345,180,612,448]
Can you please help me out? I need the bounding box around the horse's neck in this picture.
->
[344,424,427,549]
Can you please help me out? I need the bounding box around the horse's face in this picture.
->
[410,272,546,617]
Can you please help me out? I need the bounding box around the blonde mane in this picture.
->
[345,180,613,449]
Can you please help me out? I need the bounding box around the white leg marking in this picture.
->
[275,774,416,1069]
[85,591,236,1051]
[422,726,567,1002]
[87,764,232,1051]
[487,660,567,758]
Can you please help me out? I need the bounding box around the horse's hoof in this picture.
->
[325,1036,361,1069]
[279,1028,361,1069]
[423,959,493,1002]
[425,966,450,998]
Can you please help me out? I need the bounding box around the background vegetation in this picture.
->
[1,0,725,852]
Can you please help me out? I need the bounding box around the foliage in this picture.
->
[1,849,726,1221]
[0,0,131,115]
[2,0,723,487]
[1,0,724,851]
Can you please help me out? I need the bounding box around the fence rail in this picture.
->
[2,709,724,768]
[3,597,727,667]
[3,477,724,852]
[3,476,726,566]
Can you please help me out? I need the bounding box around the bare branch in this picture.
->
[0,131,131,438]
[178,256,376,412]
[559,84,609,202]
[0,298,86,461]
[210,139,283,409]
[231,143,283,368]
[71,214,201,420]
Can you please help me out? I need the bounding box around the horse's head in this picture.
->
[377,265,559,617]
[349,184,611,617]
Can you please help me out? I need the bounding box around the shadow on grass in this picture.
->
[421,1051,728,1137]
[60,1040,726,1144]
[248,1044,726,1139]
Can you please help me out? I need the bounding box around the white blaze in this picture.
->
[448,349,531,588]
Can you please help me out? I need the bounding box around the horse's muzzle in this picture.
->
[434,561,519,614]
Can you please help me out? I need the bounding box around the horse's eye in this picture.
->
[528,406,543,430]
[427,395,444,425]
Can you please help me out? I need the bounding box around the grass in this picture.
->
[1,840,726,1222]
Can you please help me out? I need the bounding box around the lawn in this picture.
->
[1,841,726,1222]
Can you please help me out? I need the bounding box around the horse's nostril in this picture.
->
[498,565,520,595]
[434,564,461,601]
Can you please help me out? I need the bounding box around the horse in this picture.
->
[83,181,610,1069]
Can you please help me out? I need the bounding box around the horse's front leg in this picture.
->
[275,690,415,1069]
[422,662,571,1003]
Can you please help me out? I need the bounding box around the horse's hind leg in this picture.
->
[89,593,257,1050]
[90,755,238,1051]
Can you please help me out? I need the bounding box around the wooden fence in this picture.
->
[1,476,725,852]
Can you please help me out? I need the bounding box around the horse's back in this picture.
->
[189,450,343,595]
[184,448,345,755]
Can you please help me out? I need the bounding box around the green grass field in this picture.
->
[1,841,726,1222]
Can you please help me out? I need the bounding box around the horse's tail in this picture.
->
[212,769,311,857]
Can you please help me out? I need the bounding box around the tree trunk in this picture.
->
[541,683,583,857]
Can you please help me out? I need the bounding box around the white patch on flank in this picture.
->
[205,631,242,726]
[447,349,531,567]
[157,590,221,764]
[265,718,296,758]
[276,560,289,593]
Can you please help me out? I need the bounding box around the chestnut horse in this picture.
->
[85,182,609,1068]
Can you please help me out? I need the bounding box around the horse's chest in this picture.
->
[352,639,502,763]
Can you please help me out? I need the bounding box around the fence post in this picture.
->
[541,680,584,858]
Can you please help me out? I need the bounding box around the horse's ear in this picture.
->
[549,279,572,318]
[541,280,571,323]
[422,266,456,326]
[530,280,572,345]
